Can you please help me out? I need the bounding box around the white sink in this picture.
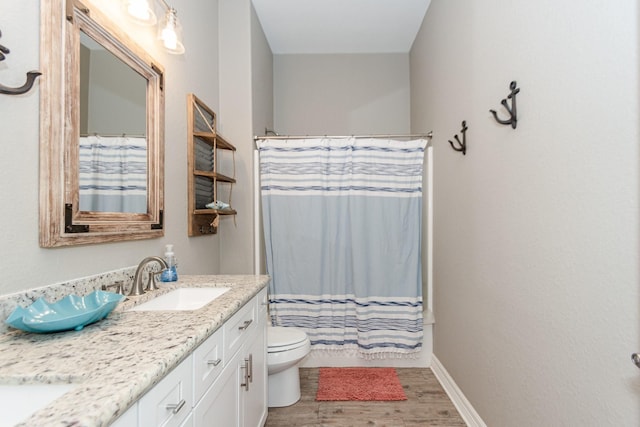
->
[128,287,231,311]
[0,384,75,427]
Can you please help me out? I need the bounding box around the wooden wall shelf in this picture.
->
[193,209,237,216]
[193,171,236,183]
[187,94,236,236]
[193,132,236,151]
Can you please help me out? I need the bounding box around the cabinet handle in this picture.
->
[166,399,186,414]
[248,353,253,383]
[238,319,253,330]
[241,358,250,391]
[207,358,222,367]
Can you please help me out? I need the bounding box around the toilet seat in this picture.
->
[268,326,308,353]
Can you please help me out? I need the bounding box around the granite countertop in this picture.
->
[0,274,270,427]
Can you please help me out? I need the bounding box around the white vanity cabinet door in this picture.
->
[193,326,224,404]
[239,322,267,427]
[138,356,194,427]
[179,413,194,427]
[193,348,241,427]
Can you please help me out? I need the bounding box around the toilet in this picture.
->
[267,325,311,407]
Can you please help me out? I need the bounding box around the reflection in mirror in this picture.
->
[79,31,147,213]
[39,0,164,247]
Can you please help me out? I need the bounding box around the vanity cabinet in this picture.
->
[111,289,267,427]
[187,93,237,237]
[193,288,267,427]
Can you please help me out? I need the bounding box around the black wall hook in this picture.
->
[0,29,42,96]
[0,71,42,95]
[490,81,519,129]
[448,121,468,155]
[0,39,9,61]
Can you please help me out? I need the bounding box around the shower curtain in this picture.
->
[79,135,147,213]
[258,137,426,359]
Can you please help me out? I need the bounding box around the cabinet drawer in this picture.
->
[138,357,193,427]
[224,300,256,358]
[193,326,224,403]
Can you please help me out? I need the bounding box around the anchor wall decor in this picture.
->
[448,121,468,155]
[0,29,42,95]
[490,81,520,129]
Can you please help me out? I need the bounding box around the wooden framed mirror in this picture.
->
[40,0,165,247]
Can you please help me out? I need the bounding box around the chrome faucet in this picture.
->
[129,256,169,296]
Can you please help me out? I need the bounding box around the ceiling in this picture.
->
[251,0,432,54]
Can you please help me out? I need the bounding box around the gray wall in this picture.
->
[251,6,274,138]
[250,4,274,275]
[217,0,273,274]
[0,0,225,295]
[85,49,146,135]
[410,0,640,425]
[273,53,410,135]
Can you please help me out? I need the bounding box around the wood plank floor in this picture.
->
[265,368,466,427]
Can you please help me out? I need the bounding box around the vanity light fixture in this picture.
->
[158,7,185,54]
[123,0,185,55]
[124,0,157,26]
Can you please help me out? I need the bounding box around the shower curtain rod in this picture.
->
[253,131,433,141]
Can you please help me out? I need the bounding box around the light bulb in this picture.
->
[158,8,185,54]
[124,0,156,25]
[162,27,178,50]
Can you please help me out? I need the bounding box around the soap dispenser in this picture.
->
[160,244,178,282]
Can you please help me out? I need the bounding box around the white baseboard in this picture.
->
[430,355,487,427]
[300,318,433,368]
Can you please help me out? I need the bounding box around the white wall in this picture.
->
[410,0,640,425]
[0,0,224,296]
[274,53,410,135]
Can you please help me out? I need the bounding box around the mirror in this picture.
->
[79,31,148,213]
[40,0,165,247]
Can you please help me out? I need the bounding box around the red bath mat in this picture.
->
[316,367,407,401]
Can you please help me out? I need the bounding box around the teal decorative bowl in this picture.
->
[6,290,125,333]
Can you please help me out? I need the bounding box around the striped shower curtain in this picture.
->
[258,137,425,359]
[79,135,147,213]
